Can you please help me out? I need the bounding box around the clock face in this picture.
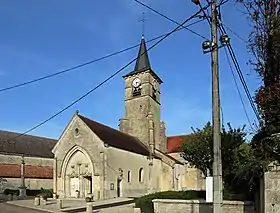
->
[132,78,141,88]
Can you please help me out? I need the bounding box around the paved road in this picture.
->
[0,202,47,213]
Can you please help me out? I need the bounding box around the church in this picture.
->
[0,37,205,200]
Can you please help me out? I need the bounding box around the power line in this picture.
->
[223,48,255,131]
[133,0,208,40]
[4,7,208,144]
[136,0,260,123]
[222,23,247,43]
[0,20,203,93]
[218,23,261,122]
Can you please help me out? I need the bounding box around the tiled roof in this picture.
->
[166,134,191,153]
[0,164,53,179]
[0,130,57,158]
[78,115,151,156]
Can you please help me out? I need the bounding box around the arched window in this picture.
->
[139,168,144,183]
[128,171,131,183]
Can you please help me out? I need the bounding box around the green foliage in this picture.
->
[3,188,53,197]
[135,191,205,213]
[3,189,19,196]
[85,196,93,202]
[38,188,53,200]
[181,122,213,176]
[236,0,280,133]
[135,190,254,213]
[181,122,254,198]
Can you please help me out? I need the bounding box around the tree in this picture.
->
[234,0,280,179]
[236,0,280,133]
[181,122,253,197]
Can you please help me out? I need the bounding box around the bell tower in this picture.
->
[119,36,166,153]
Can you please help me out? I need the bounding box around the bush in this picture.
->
[26,189,41,197]
[38,188,53,200]
[135,190,205,213]
[85,197,92,202]
[3,189,19,196]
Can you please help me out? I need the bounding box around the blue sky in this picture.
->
[0,0,260,139]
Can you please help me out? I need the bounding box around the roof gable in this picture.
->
[0,130,57,158]
[78,115,150,156]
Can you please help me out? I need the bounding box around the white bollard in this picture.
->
[57,199,62,209]
[86,202,93,213]
[34,197,40,206]
[7,194,12,201]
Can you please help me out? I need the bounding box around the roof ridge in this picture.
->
[0,129,57,141]
[78,114,150,156]
[167,134,191,138]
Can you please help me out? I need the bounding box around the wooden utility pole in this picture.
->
[211,0,223,212]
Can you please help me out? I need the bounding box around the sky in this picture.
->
[0,0,261,140]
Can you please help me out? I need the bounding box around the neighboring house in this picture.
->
[0,36,205,199]
[0,130,56,191]
[167,135,205,190]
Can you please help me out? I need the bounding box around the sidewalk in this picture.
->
[7,197,135,213]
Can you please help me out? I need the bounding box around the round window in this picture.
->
[74,128,79,136]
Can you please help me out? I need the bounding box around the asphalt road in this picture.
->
[0,202,47,213]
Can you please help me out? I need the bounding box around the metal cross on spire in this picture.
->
[139,12,147,38]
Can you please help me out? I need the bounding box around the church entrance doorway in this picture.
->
[117,179,123,197]
[84,176,93,197]
[70,177,79,197]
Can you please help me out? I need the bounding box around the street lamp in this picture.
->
[202,40,215,53]
[220,34,230,46]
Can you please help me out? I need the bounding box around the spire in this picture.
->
[134,37,151,72]
[122,36,163,83]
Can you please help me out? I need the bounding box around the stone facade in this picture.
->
[152,199,255,213]
[52,113,186,200]
[168,153,205,190]
[119,71,166,153]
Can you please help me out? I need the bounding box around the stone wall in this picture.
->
[0,178,52,190]
[152,199,255,213]
[262,163,280,213]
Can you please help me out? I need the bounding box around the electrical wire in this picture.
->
[222,23,247,43]
[0,19,203,93]
[137,0,260,123]
[133,0,208,40]
[218,24,261,122]
[223,48,255,132]
[3,7,209,144]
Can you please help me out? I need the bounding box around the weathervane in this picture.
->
[139,12,147,38]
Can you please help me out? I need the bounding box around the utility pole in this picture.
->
[211,0,223,212]
[192,1,226,211]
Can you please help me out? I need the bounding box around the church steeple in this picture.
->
[123,36,163,83]
[134,36,151,72]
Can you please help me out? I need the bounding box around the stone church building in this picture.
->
[0,37,205,200]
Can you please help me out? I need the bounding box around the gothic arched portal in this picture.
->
[61,146,94,198]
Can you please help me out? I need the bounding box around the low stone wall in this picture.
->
[152,199,255,213]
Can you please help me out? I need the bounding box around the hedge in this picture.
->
[3,188,53,198]
[135,190,253,213]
